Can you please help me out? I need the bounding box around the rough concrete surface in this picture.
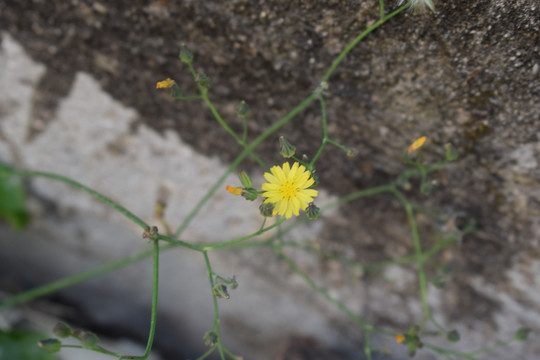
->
[0,1,539,359]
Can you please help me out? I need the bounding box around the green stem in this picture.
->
[202,218,286,251]
[194,346,216,360]
[60,345,122,358]
[186,62,266,169]
[321,3,410,83]
[156,233,202,251]
[392,188,432,328]
[140,239,160,359]
[423,343,476,360]
[202,251,226,360]
[364,328,373,360]
[14,170,148,229]
[309,95,328,167]
[322,184,395,210]
[242,116,248,143]
[0,246,161,309]
[326,138,350,153]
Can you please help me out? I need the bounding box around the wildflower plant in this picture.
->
[0,1,529,360]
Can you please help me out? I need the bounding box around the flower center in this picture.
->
[280,181,298,199]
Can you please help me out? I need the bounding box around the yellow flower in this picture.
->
[395,334,406,344]
[156,78,175,89]
[226,185,243,196]
[407,136,427,154]
[261,162,318,219]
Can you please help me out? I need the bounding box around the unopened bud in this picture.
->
[259,202,274,217]
[156,78,175,89]
[279,136,296,158]
[226,185,243,196]
[242,188,258,201]
[235,101,250,117]
[179,44,193,64]
[195,72,210,89]
[447,330,460,343]
[38,339,62,353]
[53,322,72,338]
[305,203,320,220]
[203,330,218,346]
[408,136,427,154]
[238,171,252,188]
[171,83,183,98]
[213,283,230,299]
[229,276,239,290]
[80,331,99,349]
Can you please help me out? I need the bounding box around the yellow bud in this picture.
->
[156,78,175,89]
[408,136,427,154]
[226,185,243,196]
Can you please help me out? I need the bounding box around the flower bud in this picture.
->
[305,203,320,220]
[38,339,62,353]
[179,44,193,64]
[259,202,274,217]
[228,276,239,290]
[213,283,230,299]
[408,136,427,154]
[447,330,460,343]
[238,171,252,188]
[171,83,183,98]
[53,322,72,338]
[80,331,99,349]
[279,136,296,158]
[203,330,218,346]
[156,78,175,89]
[226,185,243,196]
[142,226,159,239]
[235,100,250,117]
[242,188,259,201]
[195,72,210,89]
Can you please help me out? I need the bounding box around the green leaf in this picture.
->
[515,328,530,341]
[0,169,30,229]
[0,330,59,360]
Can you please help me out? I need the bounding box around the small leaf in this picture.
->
[0,170,29,230]
[0,330,59,359]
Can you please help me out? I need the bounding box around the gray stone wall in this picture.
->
[0,1,539,359]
